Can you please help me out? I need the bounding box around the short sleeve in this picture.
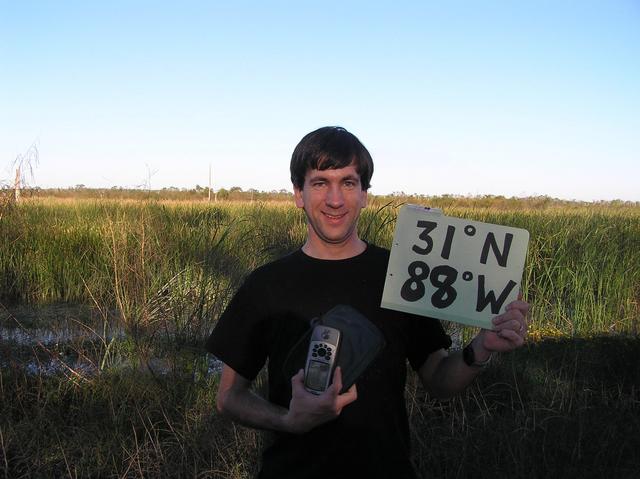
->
[205,272,271,380]
[405,314,452,372]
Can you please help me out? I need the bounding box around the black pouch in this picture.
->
[283,304,386,394]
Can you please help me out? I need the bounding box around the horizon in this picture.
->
[14,183,640,205]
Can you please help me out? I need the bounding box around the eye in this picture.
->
[343,180,357,189]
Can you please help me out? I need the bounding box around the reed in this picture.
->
[1,198,638,337]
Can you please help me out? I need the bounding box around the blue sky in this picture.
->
[1,1,639,201]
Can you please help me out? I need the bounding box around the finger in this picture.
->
[328,366,343,395]
[515,322,527,338]
[319,367,344,411]
[334,368,357,409]
[291,369,306,392]
[506,300,530,315]
[336,383,358,408]
[494,320,527,342]
[329,368,357,404]
[492,308,524,327]
[497,328,525,346]
[345,383,357,398]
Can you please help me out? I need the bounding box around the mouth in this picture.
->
[322,211,347,220]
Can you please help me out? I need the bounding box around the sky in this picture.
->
[1,1,639,201]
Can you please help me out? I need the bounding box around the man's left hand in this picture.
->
[479,298,530,353]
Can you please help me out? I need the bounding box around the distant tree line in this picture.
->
[16,186,639,210]
[23,185,295,202]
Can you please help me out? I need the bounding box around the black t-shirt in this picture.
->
[206,244,451,479]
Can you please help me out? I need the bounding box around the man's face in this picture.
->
[294,164,368,247]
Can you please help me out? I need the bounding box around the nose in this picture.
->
[325,184,344,208]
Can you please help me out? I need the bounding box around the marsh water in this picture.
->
[0,303,222,377]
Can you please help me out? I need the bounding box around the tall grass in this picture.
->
[0,363,262,478]
[1,197,639,478]
[407,335,640,478]
[1,335,638,477]
[1,198,638,337]
[435,207,640,337]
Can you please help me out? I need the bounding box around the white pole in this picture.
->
[14,167,21,202]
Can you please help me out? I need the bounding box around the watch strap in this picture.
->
[463,343,492,369]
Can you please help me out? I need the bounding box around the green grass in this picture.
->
[1,335,638,478]
[1,197,638,337]
[1,196,639,478]
[0,365,261,478]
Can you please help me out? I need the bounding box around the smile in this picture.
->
[323,212,347,220]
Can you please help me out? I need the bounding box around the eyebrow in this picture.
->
[308,172,361,183]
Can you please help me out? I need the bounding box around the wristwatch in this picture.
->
[462,343,492,369]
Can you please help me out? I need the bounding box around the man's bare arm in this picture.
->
[217,364,358,434]
[419,299,530,399]
[216,365,290,431]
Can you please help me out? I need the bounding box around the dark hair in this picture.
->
[290,126,374,190]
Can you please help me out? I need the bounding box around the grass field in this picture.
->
[1,196,639,477]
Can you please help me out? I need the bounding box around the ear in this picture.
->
[294,186,304,208]
[361,189,368,209]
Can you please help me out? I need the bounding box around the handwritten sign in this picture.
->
[381,205,530,329]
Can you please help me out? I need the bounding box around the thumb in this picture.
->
[291,368,305,390]
[329,366,343,394]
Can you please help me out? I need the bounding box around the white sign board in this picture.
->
[382,205,530,329]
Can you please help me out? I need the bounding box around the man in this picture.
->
[206,126,529,478]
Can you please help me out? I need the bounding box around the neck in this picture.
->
[301,235,367,260]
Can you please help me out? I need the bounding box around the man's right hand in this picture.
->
[283,367,358,434]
